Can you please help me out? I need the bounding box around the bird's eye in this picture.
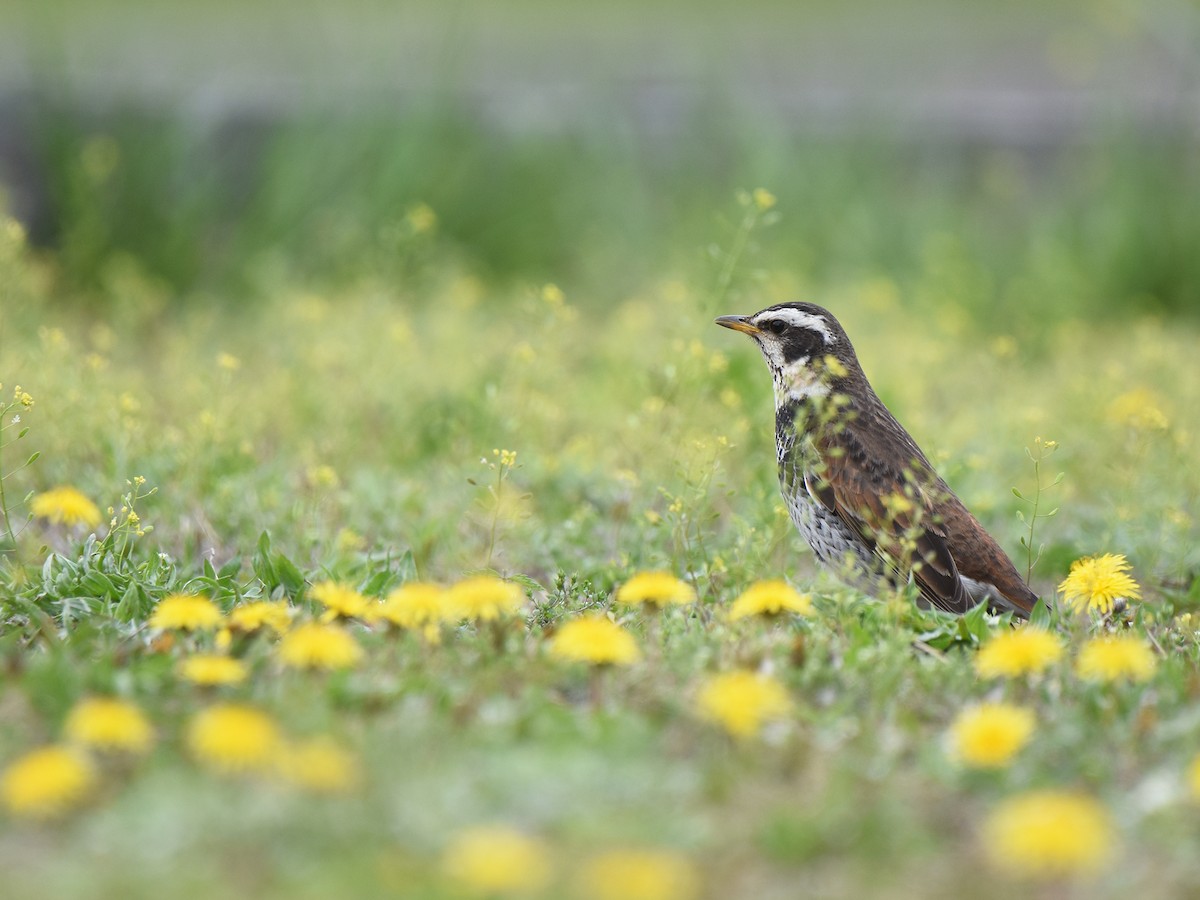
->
[762,320,787,335]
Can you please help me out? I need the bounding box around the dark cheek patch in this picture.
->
[781,331,824,363]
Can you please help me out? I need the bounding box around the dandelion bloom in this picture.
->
[549,616,641,666]
[277,736,360,793]
[982,790,1114,878]
[445,575,525,622]
[578,849,699,900]
[227,600,293,634]
[974,627,1064,678]
[278,622,363,671]
[1,746,96,819]
[372,583,447,641]
[149,593,222,631]
[179,654,249,686]
[1058,553,1141,614]
[696,670,792,739]
[309,581,369,619]
[441,825,552,895]
[615,572,696,608]
[64,697,154,754]
[187,704,282,775]
[947,703,1034,768]
[30,486,102,528]
[1075,635,1157,683]
[727,580,813,621]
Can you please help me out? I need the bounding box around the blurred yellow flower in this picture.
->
[1187,754,1200,802]
[549,616,641,666]
[227,600,293,634]
[64,697,154,754]
[1058,554,1141,614]
[277,736,360,793]
[1075,635,1157,683]
[406,202,437,234]
[373,583,448,642]
[278,622,363,671]
[696,670,792,739]
[1106,388,1168,431]
[982,790,1114,878]
[442,825,552,895]
[149,593,223,631]
[179,654,249,686]
[974,627,1064,678]
[727,580,812,620]
[752,187,777,211]
[615,572,696,608]
[446,576,525,621]
[31,486,102,528]
[187,704,282,775]
[578,849,699,900]
[947,703,1034,768]
[309,581,369,620]
[0,745,96,819]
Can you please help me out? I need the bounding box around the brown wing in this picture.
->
[804,426,974,615]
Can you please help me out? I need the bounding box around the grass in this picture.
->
[2,119,1200,898]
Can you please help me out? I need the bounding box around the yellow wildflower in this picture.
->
[187,704,282,775]
[227,600,293,634]
[752,187,777,211]
[1187,754,1200,802]
[276,736,360,793]
[373,583,447,641]
[278,622,363,671]
[1,745,96,819]
[549,616,641,666]
[179,654,249,686]
[974,627,1064,678]
[30,486,102,529]
[1059,554,1141,614]
[63,697,154,754]
[947,703,1034,768]
[1106,388,1169,431]
[442,825,552,895]
[149,593,223,631]
[578,849,699,900]
[1075,635,1157,683]
[696,670,792,739]
[615,572,696,608]
[309,581,369,620]
[445,575,525,622]
[982,790,1114,877]
[727,580,813,620]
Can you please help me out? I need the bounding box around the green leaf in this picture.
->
[273,553,305,595]
[1011,487,1024,500]
[1029,596,1053,628]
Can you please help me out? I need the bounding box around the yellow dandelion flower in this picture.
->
[1059,554,1141,614]
[149,593,223,631]
[727,580,813,621]
[63,697,154,754]
[752,187,777,211]
[696,670,792,739]
[278,622,363,671]
[187,704,282,775]
[615,572,696,608]
[373,583,448,641]
[309,581,369,619]
[548,616,641,666]
[1,745,96,819]
[179,654,249,686]
[442,825,552,895]
[445,575,525,622]
[276,736,360,793]
[1075,635,1157,683]
[227,600,293,634]
[982,790,1114,878]
[947,703,1034,768]
[30,486,102,529]
[974,627,1064,678]
[1187,754,1200,802]
[578,849,699,900]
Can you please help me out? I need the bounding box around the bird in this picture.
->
[716,302,1038,618]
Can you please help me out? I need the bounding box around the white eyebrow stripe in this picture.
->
[751,308,834,344]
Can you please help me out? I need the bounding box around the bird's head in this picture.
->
[715,302,858,405]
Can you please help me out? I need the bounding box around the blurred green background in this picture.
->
[2,0,1199,326]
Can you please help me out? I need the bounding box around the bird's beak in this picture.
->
[714,315,760,336]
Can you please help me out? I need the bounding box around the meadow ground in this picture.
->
[1,122,1200,899]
